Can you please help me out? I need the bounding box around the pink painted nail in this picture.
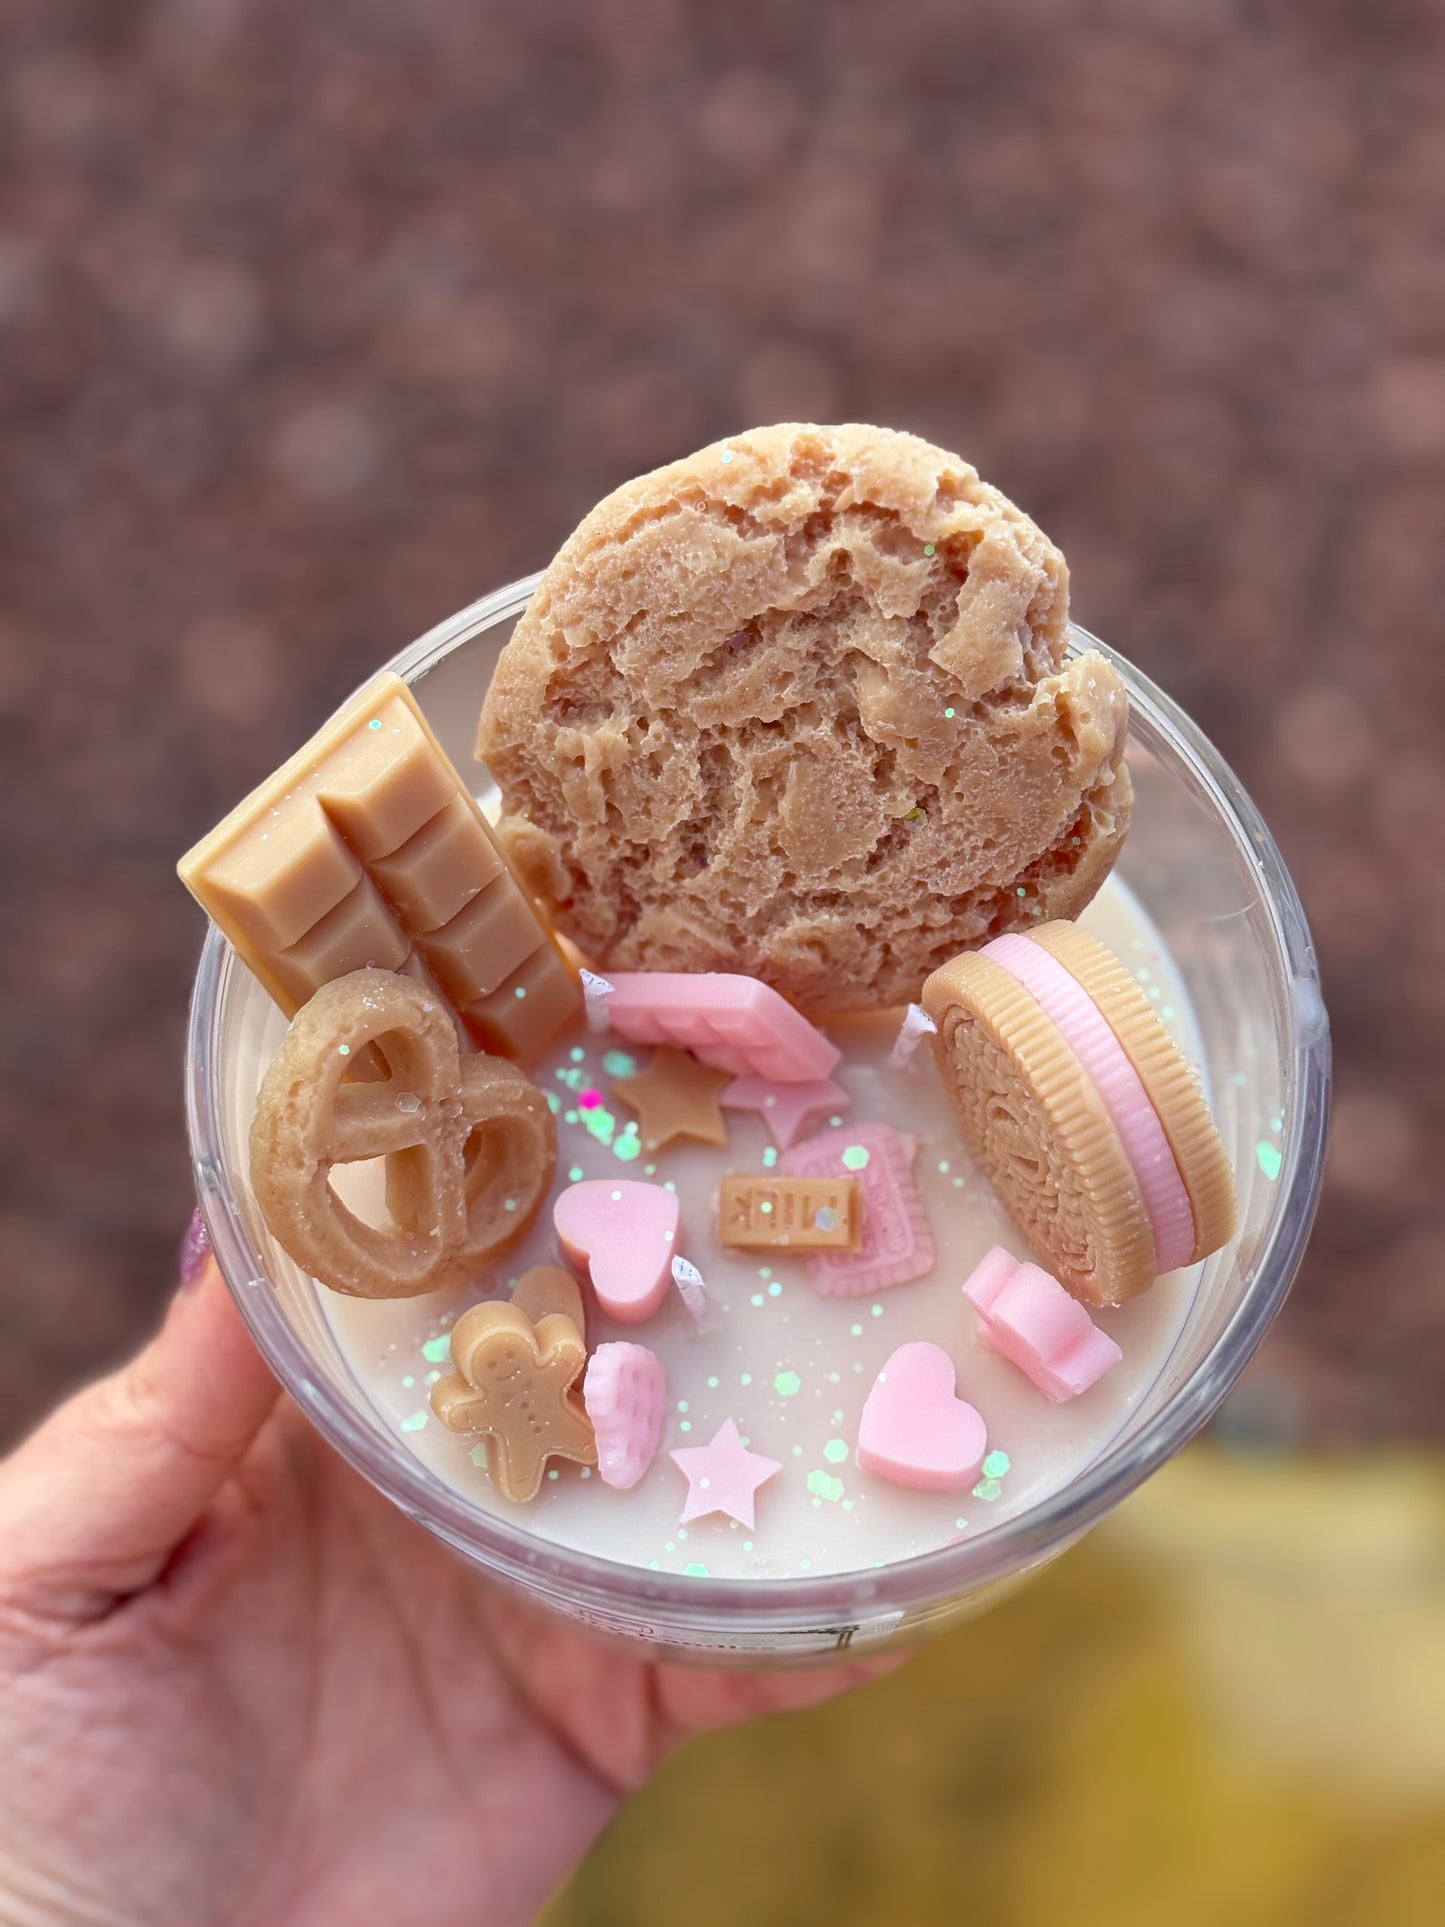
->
[780,1122,934,1296]
[554,1179,679,1324]
[856,1343,987,1492]
[963,1245,1122,1401]
[603,972,840,1082]
[584,1342,667,1488]
[178,1208,210,1292]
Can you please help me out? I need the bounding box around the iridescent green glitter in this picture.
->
[570,1046,586,1063]
[338,1043,350,1057]
[850,1323,863,1337]
[807,1470,845,1502]
[401,1375,414,1388]
[683,1561,709,1576]
[568,1165,584,1182]
[601,1049,638,1077]
[973,1476,1003,1501]
[775,1370,801,1396]
[421,1335,451,1364]
[768,1281,782,1298]
[400,1410,428,1432]
[1256,1141,1283,1180]
[841,1144,870,1171]
[545,1091,561,1114]
[613,1126,642,1163]
[923,542,936,556]
[982,1449,1011,1478]
[762,1145,779,1168]
[368,717,382,730]
[751,1292,765,1307]
[823,1438,849,1464]
[470,1444,489,1467]
[944,706,956,719]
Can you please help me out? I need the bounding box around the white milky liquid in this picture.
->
[320,877,1206,1582]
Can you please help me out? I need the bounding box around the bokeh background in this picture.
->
[1,2,1441,1921]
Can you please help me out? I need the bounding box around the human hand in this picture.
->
[0,1221,896,1927]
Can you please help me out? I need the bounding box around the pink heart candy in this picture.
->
[857,1343,988,1492]
[583,1342,667,1488]
[553,1179,679,1325]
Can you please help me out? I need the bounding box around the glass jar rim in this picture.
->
[185,576,1330,1631]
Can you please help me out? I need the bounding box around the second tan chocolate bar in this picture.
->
[179,672,580,1059]
[718,1174,862,1251]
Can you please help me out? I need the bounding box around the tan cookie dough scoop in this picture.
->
[478,423,1130,1016]
[922,922,1236,1306]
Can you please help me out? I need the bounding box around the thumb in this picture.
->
[0,1216,280,1624]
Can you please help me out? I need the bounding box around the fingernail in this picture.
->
[178,1209,211,1292]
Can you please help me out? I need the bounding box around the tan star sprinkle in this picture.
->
[610,1046,733,1153]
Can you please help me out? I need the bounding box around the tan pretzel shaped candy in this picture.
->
[431,1301,596,1502]
[251,968,556,1299]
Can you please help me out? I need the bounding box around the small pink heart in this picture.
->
[857,1343,988,1492]
[553,1180,679,1325]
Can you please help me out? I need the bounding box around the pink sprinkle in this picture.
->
[963,1245,1122,1401]
[857,1343,987,1492]
[780,1122,934,1296]
[578,1088,602,1109]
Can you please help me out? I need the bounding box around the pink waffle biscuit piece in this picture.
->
[603,973,840,1082]
[583,1342,667,1489]
[780,1122,934,1296]
[554,1179,679,1325]
[857,1343,988,1492]
[963,1245,1123,1402]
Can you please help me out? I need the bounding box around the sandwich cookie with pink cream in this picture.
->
[922,920,1237,1307]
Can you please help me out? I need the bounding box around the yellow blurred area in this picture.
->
[552,1447,1445,1925]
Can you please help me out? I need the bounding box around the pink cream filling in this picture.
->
[983,934,1197,1274]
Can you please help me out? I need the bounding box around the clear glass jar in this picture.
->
[185,577,1330,1663]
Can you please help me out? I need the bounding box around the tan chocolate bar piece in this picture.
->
[719,1173,862,1251]
[179,672,580,1059]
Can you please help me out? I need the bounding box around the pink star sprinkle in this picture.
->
[670,1419,782,1529]
[578,1088,602,1109]
[719,1074,850,1149]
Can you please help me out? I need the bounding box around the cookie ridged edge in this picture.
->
[1028,922,1238,1263]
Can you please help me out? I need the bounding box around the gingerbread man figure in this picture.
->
[431,1301,596,1502]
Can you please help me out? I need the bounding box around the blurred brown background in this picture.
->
[2,0,1443,1444]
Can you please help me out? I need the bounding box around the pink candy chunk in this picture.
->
[553,1180,679,1325]
[963,1245,1123,1402]
[719,1074,850,1149]
[604,972,840,1082]
[584,1342,667,1488]
[780,1122,934,1296]
[857,1343,987,1492]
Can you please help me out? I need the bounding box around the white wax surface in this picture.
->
[319,878,1208,1582]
